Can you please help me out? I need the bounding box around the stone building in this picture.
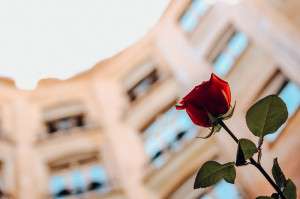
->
[0,0,299,198]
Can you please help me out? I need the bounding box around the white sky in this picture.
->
[0,0,170,89]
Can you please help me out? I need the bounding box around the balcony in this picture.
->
[35,121,101,146]
[47,155,123,199]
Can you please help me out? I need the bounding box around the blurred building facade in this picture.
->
[0,0,299,198]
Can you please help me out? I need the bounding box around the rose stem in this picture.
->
[218,120,286,199]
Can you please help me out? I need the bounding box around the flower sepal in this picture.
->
[197,113,222,139]
[208,102,235,128]
[197,102,235,139]
[218,101,236,121]
[197,124,222,139]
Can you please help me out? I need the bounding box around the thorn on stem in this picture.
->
[257,137,264,164]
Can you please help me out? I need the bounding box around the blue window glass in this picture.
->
[265,81,300,142]
[90,166,107,182]
[213,32,248,77]
[199,180,242,199]
[89,166,110,193]
[180,0,211,32]
[213,181,241,198]
[144,107,197,168]
[50,176,66,197]
[72,170,85,194]
[49,165,110,198]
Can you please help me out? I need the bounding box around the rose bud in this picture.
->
[176,73,231,127]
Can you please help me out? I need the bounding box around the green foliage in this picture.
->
[270,193,279,199]
[272,158,287,188]
[246,95,288,137]
[283,179,297,199]
[271,158,297,199]
[236,139,258,166]
[194,161,236,189]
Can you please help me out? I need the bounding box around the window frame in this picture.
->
[126,68,160,103]
[141,101,200,170]
[206,24,250,78]
[47,152,112,198]
[41,102,91,137]
[123,61,166,106]
[177,0,213,36]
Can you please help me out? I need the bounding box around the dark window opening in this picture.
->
[150,150,163,163]
[74,188,84,195]
[55,188,72,197]
[49,163,109,198]
[276,78,289,94]
[87,181,104,191]
[127,69,159,102]
[46,113,86,134]
[176,130,187,141]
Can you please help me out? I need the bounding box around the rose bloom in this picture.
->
[176,74,231,127]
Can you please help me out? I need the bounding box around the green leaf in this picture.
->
[283,179,297,199]
[236,139,258,166]
[236,143,247,166]
[194,161,236,189]
[272,158,287,188]
[246,95,288,137]
[271,193,279,199]
[222,162,236,184]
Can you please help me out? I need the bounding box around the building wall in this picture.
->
[0,0,299,198]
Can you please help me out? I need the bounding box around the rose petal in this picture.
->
[210,73,231,105]
[176,73,232,127]
[186,103,211,127]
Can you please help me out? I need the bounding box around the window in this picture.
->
[126,68,159,102]
[198,180,242,199]
[209,27,248,77]
[43,103,87,135]
[46,114,86,134]
[49,155,110,198]
[265,79,300,142]
[179,0,211,32]
[143,106,198,168]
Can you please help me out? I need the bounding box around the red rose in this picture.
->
[176,73,231,127]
